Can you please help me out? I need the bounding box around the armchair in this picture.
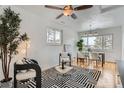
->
[59,52,71,66]
[14,59,41,88]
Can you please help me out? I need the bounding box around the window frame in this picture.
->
[80,33,113,51]
[46,27,63,46]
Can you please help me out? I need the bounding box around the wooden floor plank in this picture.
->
[73,61,116,88]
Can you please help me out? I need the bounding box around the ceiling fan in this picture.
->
[45,5,93,19]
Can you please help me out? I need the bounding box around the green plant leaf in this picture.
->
[0,7,29,81]
[21,32,29,41]
[76,39,84,51]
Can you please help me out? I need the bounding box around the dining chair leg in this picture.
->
[83,59,84,65]
[88,59,90,66]
[96,60,97,67]
[77,58,78,65]
[87,58,89,66]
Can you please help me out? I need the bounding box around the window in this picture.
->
[82,37,88,46]
[93,36,103,49]
[81,34,113,50]
[103,35,112,49]
[47,27,62,45]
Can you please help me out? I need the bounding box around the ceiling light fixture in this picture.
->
[63,6,73,16]
[89,23,98,36]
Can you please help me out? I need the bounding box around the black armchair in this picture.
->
[14,59,41,88]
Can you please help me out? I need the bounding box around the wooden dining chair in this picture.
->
[88,53,100,67]
[77,52,87,65]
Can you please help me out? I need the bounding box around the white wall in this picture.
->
[0,6,76,80]
[99,27,122,62]
[121,25,124,60]
[78,27,122,62]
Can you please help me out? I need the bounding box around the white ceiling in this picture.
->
[16,5,124,31]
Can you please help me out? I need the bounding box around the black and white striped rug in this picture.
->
[18,66,101,88]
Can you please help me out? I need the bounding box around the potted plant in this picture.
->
[76,39,84,52]
[0,7,29,87]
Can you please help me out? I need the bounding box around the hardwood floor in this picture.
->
[72,61,116,88]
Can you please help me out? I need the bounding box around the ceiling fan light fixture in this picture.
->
[45,5,93,19]
[63,6,73,16]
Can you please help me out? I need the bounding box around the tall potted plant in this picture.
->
[76,39,84,52]
[0,7,29,86]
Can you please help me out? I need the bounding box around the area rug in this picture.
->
[18,66,101,88]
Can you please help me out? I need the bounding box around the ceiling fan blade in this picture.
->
[45,5,63,10]
[71,13,77,19]
[56,13,64,19]
[74,5,93,11]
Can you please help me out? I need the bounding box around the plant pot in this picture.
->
[0,78,12,88]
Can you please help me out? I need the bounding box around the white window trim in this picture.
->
[79,33,113,51]
[46,27,63,46]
